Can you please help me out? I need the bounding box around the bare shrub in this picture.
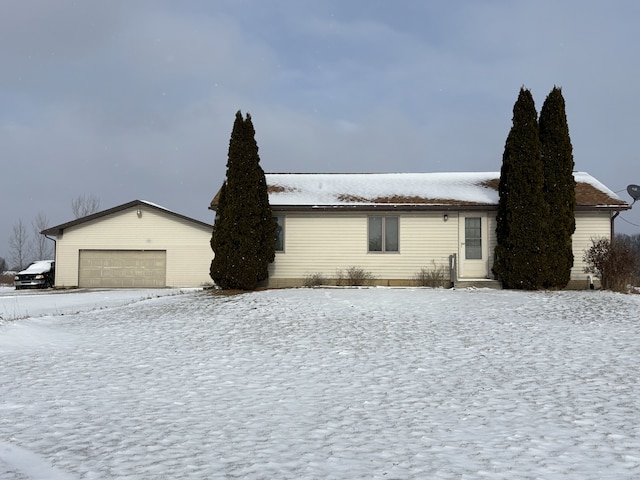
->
[583,237,638,292]
[335,267,375,287]
[303,273,326,287]
[414,261,449,288]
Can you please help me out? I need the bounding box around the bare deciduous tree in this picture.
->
[9,219,32,270]
[32,211,53,260]
[72,194,101,219]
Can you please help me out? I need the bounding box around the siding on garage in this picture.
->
[53,204,213,288]
[79,250,167,288]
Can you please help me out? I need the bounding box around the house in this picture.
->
[42,200,213,288]
[210,172,630,289]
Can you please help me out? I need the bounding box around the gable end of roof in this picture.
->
[42,200,211,236]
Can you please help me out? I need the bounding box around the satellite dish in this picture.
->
[627,184,640,203]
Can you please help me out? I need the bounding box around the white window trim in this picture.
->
[368,216,399,254]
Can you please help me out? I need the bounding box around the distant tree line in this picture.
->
[615,233,640,283]
[4,195,100,271]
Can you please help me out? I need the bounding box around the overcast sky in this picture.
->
[2,0,639,266]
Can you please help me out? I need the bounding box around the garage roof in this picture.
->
[42,200,212,236]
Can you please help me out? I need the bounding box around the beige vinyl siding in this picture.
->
[54,205,212,288]
[270,209,610,287]
[484,211,608,285]
[270,211,459,284]
[570,210,612,283]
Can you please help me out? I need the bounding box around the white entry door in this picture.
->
[458,213,489,278]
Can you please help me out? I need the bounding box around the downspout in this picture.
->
[611,211,620,239]
[44,234,57,260]
[44,235,56,249]
[44,234,57,286]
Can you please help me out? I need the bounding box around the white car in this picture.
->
[14,260,55,290]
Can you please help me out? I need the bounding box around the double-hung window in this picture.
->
[274,216,285,252]
[368,216,399,253]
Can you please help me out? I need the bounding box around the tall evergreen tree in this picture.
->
[539,86,576,288]
[493,88,548,289]
[243,114,277,283]
[210,111,276,290]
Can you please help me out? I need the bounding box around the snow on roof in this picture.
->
[262,172,626,208]
[139,200,171,211]
[572,172,618,198]
[266,172,499,206]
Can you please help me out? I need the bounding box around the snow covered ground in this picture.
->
[1,287,639,479]
[0,286,193,322]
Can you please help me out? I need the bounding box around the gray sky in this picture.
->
[2,0,639,266]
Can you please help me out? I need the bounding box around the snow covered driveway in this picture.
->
[1,287,639,479]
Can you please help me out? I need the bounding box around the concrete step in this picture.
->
[454,279,502,289]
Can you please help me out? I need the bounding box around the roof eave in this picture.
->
[575,204,632,212]
[270,203,630,213]
[270,203,498,212]
[42,200,212,236]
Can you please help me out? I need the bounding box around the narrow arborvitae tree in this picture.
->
[210,111,276,290]
[243,114,277,283]
[493,88,548,289]
[539,86,576,288]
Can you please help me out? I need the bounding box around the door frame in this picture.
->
[457,212,490,279]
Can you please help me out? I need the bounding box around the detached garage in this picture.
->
[42,200,213,288]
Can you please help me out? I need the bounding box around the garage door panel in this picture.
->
[79,250,166,288]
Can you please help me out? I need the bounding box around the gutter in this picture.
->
[44,232,57,261]
[43,233,57,287]
[269,204,498,213]
[611,211,620,238]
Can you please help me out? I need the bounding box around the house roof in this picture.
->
[42,200,212,236]
[209,172,629,211]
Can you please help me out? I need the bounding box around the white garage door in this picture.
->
[79,250,167,288]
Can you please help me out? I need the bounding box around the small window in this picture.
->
[274,216,284,252]
[465,217,482,259]
[368,216,399,253]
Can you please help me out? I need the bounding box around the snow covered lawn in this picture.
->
[1,287,639,479]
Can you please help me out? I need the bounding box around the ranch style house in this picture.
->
[211,171,630,289]
[40,171,629,290]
